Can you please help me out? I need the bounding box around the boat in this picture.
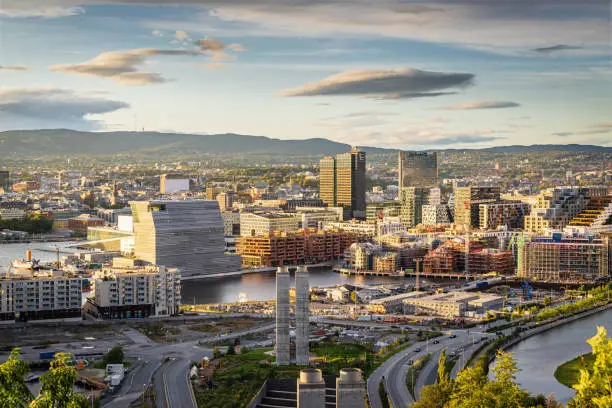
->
[11,258,40,271]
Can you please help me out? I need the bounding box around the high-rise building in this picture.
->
[319,147,366,220]
[454,186,501,231]
[275,266,291,366]
[160,173,190,194]
[130,200,239,277]
[398,151,438,189]
[0,170,9,192]
[399,187,430,228]
[295,265,310,365]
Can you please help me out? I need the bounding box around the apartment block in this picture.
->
[240,211,300,237]
[478,201,531,230]
[0,273,83,323]
[422,204,452,226]
[86,261,181,319]
[454,186,501,231]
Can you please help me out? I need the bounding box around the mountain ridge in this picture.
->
[0,129,610,157]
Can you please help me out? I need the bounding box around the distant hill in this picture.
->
[0,129,609,157]
[0,129,392,157]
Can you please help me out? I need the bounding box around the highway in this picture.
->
[367,329,495,408]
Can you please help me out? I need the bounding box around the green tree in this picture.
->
[413,351,453,408]
[569,326,612,408]
[487,350,529,408]
[0,348,33,407]
[103,346,124,365]
[29,352,89,408]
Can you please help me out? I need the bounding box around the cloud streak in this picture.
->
[279,68,474,99]
[533,44,583,54]
[0,65,28,71]
[0,88,128,130]
[442,100,520,110]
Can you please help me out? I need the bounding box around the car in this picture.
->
[449,334,457,339]
[449,351,456,356]
[408,360,414,366]
[414,348,421,352]
[432,340,440,344]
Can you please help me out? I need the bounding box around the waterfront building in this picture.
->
[221,210,241,236]
[403,292,503,318]
[237,228,359,267]
[398,151,438,189]
[373,252,398,273]
[130,199,239,277]
[319,147,366,220]
[275,266,291,366]
[240,211,300,237]
[519,234,610,282]
[160,173,190,194]
[0,272,83,323]
[68,214,105,233]
[345,242,381,271]
[85,259,181,319]
[478,201,531,230]
[453,186,501,231]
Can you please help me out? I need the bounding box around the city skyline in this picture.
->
[0,1,610,149]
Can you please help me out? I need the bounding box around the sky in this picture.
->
[0,0,611,149]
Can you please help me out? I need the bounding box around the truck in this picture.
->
[39,351,57,360]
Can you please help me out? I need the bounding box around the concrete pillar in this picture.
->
[295,265,310,365]
[275,266,290,366]
[336,368,366,408]
[297,369,325,408]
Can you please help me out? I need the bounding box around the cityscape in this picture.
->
[1,1,611,408]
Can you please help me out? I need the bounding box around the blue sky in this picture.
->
[0,0,610,149]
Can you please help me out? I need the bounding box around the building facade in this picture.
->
[319,148,366,220]
[478,201,531,230]
[130,200,239,277]
[239,211,300,237]
[422,204,452,226]
[454,186,501,231]
[398,151,438,189]
[160,174,190,194]
[399,187,430,228]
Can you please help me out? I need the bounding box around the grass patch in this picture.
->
[406,354,431,398]
[554,353,595,388]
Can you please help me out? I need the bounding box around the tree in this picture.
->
[29,352,89,408]
[227,344,236,355]
[103,346,124,365]
[0,348,33,407]
[412,350,453,408]
[569,326,612,408]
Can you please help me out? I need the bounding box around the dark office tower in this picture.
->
[398,151,438,189]
[319,147,366,220]
[0,171,9,192]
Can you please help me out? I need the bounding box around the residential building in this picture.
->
[319,147,366,220]
[519,234,610,282]
[240,211,300,237]
[398,151,438,189]
[86,260,181,319]
[345,242,381,271]
[0,272,83,323]
[399,187,430,228]
[422,204,452,226]
[479,201,531,230]
[454,186,501,231]
[237,228,359,267]
[130,200,239,277]
[524,187,607,233]
[160,173,190,194]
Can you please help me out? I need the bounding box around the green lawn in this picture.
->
[554,353,595,388]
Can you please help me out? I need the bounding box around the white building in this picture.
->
[86,259,181,319]
[160,174,190,194]
[0,272,83,323]
[240,212,300,237]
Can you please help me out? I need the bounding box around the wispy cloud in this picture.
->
[0,87,128,130]
[442,100,520,110]
[0,65,28,71]
[551,122,612,137]
[279,68,474,99]
[532,44,582,54]
[50,38,246,84]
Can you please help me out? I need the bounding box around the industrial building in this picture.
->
[85,259,181,319]
[519,234,610,282]
[398,151,438,189]
[130,199,240,277]
[403,292,503,318]
[237,228,359,267]
[319,147,366,220]
[369,291,426,314]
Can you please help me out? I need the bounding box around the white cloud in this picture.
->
[442,101,520,110]
[175,30,189,41]
[0,66,28,71]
